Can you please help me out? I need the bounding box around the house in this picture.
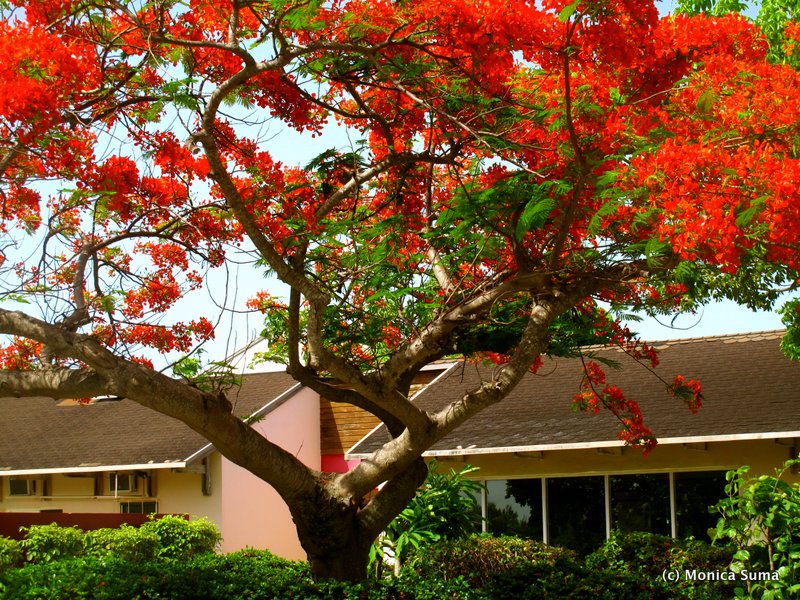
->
[348,330,800,554]
[0,370,319,559]
[2,330,797,558]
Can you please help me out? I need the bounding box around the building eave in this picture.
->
[346,430,800,460]
[0,462,188,477]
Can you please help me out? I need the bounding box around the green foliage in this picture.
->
[0,533,739,599]
[0,537,21,573]
[0,550,484,600]
[372,461,483,574]
[405,534,577,587]
[780,298,800,361]
[83,525,160,563]
[139,515,221,560]
[172,349,241,393]
[19,524,84,564]
[587,531,735,599]
[710,460,800,598]
[13,516,219,570]
[484,556,668,600]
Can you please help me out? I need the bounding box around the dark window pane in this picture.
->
[486,479,543,540]
[9,479,31,496]
[675,471,727,541]
[547,476,605,555]
[120,501,157,514]
[610,473,671,536]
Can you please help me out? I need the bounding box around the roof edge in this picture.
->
[346,430,800,459]
[0,462,188,477]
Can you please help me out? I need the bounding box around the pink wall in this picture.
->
[219,386,320,559]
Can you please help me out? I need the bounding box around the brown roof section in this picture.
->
[0,371,299,472]
[348,331,800,457]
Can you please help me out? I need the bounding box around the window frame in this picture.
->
[476,468,729,548]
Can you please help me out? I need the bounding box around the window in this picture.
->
[675,471,727,541]
[477,469,729,554]
[109,473,137,493]
[9,479,35,496]
[547,476,606,555]
[486,479,543,540]
[120,501,158,514]
[610,473,671,536]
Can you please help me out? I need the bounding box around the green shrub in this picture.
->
[83,525,161,563]
[373,461,484,576]
[139,514,221,559]
[405,534,577,587]
[0,550,487,600]
[0,537,21,573]
[711,460,800,599]
[483,555,672,600]
[586,531,735,600]
[19,524,84,564]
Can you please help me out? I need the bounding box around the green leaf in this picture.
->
[515,197,555,240]
[696,88,718,114]
[558,0,582,22]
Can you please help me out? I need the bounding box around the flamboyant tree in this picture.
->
[1,0,799,581]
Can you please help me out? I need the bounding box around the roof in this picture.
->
[0,371,300,475]
[348,331,800,458]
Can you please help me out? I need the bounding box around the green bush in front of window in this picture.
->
[371,461,484,575]
[711,459,800,599]
[587,531,735,600]
[405,534,578,587]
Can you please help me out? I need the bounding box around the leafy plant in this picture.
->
[0,537,21,573]
[139,515,221,560]
[18,524,84,564]
[405,534,577,588]
[83,525,161,563]
[371,461,483,575]
[711,459,800,599]
[587,531,735,599]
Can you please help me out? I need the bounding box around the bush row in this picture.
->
[0,515,220,571]
[0,532,735,599]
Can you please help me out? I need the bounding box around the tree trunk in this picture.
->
[288,461,427,582]
[306,539,372,582]
[288,487,373,582]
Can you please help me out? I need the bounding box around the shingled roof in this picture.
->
[348,331,800,458]
[0,371,299,475]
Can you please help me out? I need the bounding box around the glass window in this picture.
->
[120,501,157,514]
[610,473,671,536]
[9,479,33,496]
[675,471,727,541]
[486,479,543,540]
[547,476,605,555]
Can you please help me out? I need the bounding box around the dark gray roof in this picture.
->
[348,331,800,457]
[0,371,299,473]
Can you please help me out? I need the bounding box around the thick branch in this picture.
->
[0,369,109,399]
